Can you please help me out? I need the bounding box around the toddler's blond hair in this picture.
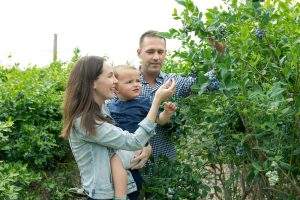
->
[113,65,138,78]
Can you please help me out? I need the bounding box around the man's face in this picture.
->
[137,37,166,76]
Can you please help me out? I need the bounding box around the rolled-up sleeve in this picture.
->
[138,118,156,133]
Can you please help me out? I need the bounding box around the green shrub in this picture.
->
[0,161,41,200]
[143,157,210,199]
[158,0,300,199]
[0,120,13,157]
[0,52,82,199]
[0,62,69,169]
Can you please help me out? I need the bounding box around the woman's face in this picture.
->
[93,63,118,104]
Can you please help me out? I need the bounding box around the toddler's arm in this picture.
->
[156,102,177,125]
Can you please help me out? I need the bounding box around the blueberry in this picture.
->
[217,24,227,39]
[204,69,220,91]
[209,79,220,90]
[235,146,245,156]
[219,26,226,35]
[204,69,216,80]
[219,134,225,142]
[168,187,175,195]
[255,28,265,39]
[206,78,220,91]
[189,68,197,78]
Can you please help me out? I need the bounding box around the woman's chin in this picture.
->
[106,93,116,100]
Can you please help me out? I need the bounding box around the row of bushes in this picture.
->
[0,62,68,169]
[0,60,78,199]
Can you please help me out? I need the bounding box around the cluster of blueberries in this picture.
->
[217,24,227,39]
[235,145,245,156]
[205,69,220,91]
[255,28,265,39]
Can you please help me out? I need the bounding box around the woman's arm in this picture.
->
[73,79,176,151]
[74,117,156,151]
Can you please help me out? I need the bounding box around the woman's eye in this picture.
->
[108,72,114,78]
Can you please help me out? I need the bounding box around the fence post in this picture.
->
[53,33,57,62]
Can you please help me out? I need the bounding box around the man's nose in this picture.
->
[153,52,160,60]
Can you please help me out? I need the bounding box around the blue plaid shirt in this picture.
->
[140,72,196,160]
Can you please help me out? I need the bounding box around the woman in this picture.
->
[61,56,175,200]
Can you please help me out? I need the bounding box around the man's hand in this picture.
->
[130,145,152,169]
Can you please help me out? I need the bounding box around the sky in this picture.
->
[0,0,223,68]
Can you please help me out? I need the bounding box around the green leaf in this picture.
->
[275,48,281,57]
[220,68,232,86]
[295,94,300,113]
[175,0,186,7]
[252,162,262,175]
[278,161,291,170]
[267,83,285,98]
[292,148,300,156]
[279,56,286,65]
[281,107,290,114]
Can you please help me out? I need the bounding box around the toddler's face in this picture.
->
[115,69,141,100]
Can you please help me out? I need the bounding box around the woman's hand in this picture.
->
[130,145,152,169]
[154,79,176,102]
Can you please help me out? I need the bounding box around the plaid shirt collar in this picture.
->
[140,70,166,85]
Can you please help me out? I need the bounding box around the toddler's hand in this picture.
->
[163,102,177,115]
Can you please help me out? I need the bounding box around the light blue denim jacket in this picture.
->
[69,108,156,199]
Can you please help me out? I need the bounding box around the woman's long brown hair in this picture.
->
[61,56,109,139]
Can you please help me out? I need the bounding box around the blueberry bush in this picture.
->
[149,0,299,199]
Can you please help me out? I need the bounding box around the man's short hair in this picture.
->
[139,30,166,47]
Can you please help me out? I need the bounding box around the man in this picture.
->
[127,30,196,199]
[135,30,197,161]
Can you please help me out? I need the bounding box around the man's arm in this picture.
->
[173,75,197,97]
